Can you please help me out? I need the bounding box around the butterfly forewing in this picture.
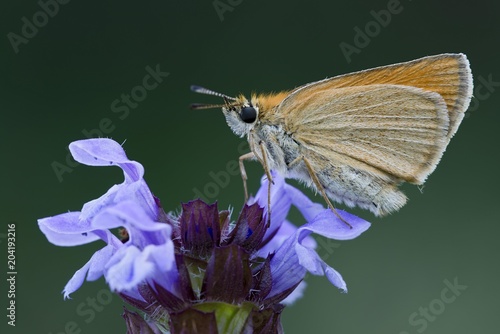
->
[279,53,472,141]
[283,84,449,184]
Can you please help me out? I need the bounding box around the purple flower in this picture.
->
[250,172,371,298]
[38,138,371,333]
[38,139,176,301]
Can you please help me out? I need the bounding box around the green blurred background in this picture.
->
[1,1,499,333]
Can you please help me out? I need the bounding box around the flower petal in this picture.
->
[69,139,157,221]
[294,241,347,291]
[267,236,307,299]
[106,246,155,292]
[69,139,143,182]
[324,265,347,292]
[249,173,291,236]
[285,184,325,222]
[87,244,117,281]
[141,242,176,274]
[63,245,115,299]
[255,220,316,259]
[251,172,291,226]
[299,209,371,241]
[105,240,176,293]
[91,201,169,233]
[63,260,91,299]
[38,212,101,246]
[269,208,370,296]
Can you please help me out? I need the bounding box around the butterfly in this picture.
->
[191,53,473,222]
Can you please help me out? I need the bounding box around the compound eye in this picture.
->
[240,106,257,123]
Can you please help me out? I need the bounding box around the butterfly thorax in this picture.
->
[251,91,290,123]
[222,92,290,137]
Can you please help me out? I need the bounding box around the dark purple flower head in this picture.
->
[38,138,371,333]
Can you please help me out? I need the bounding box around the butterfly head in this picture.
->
[190,85,259,137]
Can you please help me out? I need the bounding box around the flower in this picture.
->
[250,172,371,296]
[38,138,371,333]
[38,139,176,301]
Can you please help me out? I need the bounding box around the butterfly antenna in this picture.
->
[190,103,227,110]
[190,85,236,101]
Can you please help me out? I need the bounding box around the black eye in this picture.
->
[240,107,257,123]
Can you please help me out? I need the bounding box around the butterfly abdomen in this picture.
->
[318,163,408,216]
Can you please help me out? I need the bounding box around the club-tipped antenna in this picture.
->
[190,85,236,101]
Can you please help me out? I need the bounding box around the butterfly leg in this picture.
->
[239,140,273,227]
[258,142,274,185]
[292,156,352,229]
[257,141,274,227]
[238,152,255,202]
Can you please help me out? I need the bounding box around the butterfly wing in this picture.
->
[256,54,472,215]
[278,84,453,216]
[282,53,472,141]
